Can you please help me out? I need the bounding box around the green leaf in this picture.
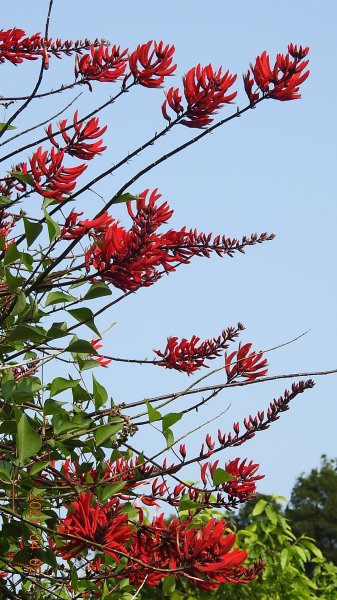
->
[21,252,33,272]
[0,462,12,483]
[100,481,126,502]
[29,461,50,476]
[121,503,139,518]
[179,495,200,512]
[17,414,42,465]
[115,193,140,204]
[163,427,174,448]
[94,422,123,446]
[43,209,60,242]
[280,547,289,570]
[11,171,34,186]
[46,321,69,340]
[4,243,20,266]
[45,291,76,307]
[163,574,176,596]
[265,504,278,525]
[43,399,67,416]
[67,339,97,354]
[93,375,108,411]
[68,307,100,336]
[49,377,80,397]
[212,468,236,486]
[5,268,25,292]
[84,282,112,300]
[294,545,308,562]
[252,499,267,516]
[162,412,183,431]
[0,196,11,206]
[0,123,16,131]
[10,290,26,316]
[301,539,324,559]
[145,400,162,422]
[23,217,43,247]
[7,324,46,343]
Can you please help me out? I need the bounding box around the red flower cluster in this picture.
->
[75,44,128,86]
[129,514,263,590]
[61,210,112,239]
[225,343,268,382]
[29,146,86,201]
[82,189,274,292]
[162,63,237,128]
[244,43,309,104]
[0,28,44,64]
[0,27,104,66]
[128,41,176,87]
[57,492,132,560]
[154,324,244,374]
[46,110,107,160]
[202,458,264,503]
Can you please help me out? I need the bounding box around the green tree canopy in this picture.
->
[286,455,337,565]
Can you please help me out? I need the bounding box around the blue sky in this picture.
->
[2,0,337,501]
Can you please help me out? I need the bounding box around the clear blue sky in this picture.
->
[2,0,337,500]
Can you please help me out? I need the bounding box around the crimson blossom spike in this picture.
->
[154,324,243,374]
[128,41,176,88]
[163,63,237,128]
[46,110,107,160]
[57,492,132,560]
[75,43,128,86]
[243,44,309,104]
[127,514,265,589]
[28,146,86,201]
[225,342,268,382]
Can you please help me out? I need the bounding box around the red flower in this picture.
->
[75,44,128,86]
[90,338,112,367]
[61,210,113,239]
[84,190,274,292]
[57,492,132,560]
[0,28,41,64]
[288,43,309,60]
[225,343,268,382]
[154,325,243,374]
[163,64,237,128]
[128,41,176,88]
[162,87,183,121]
[128,514,264,589]
[29,146,86,201]
[244,44,309,103]
[0,28,105,65]
[46,111,107,160]
[206,458,264,502]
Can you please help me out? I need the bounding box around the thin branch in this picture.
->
[0,0,54,139]
[0,92,82,147]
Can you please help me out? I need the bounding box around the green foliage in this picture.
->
[286,455,337,565]
[141,500,337,599]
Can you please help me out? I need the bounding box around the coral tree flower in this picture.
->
[128,514,264,590]
[128,41,176,87]
[90,338,112,367]
[243,43,309,104]
[61,210,113,239]
[75,44,128,86]
[57,492,131,560]
[155,325,244,374]
[29,146,86,201]
[46,111,107,160]
[83,189,272,293]
[225,343,268,382]
[163,63,237,128]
